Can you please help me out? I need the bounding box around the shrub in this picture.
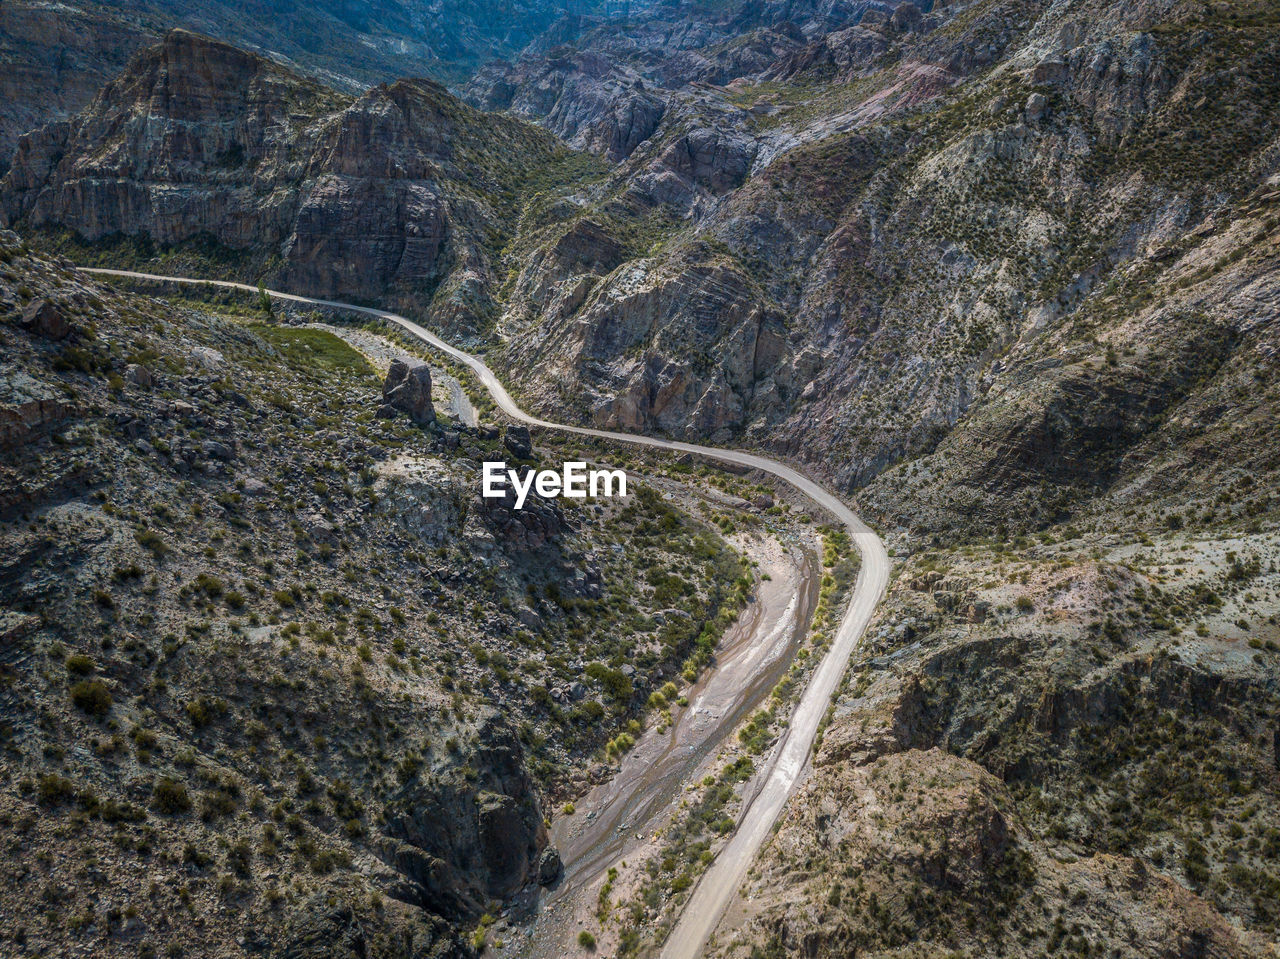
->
[152,777,192,814]
[70,679,112,718]
[135,528,168,557]
[195,573,224,598]
[65,654,94,676]
[186,696,227,728]
[131,727,159,751]
[577,931,596,950]
[37,773,76,805]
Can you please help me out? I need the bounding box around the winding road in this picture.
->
[84,268,891,958]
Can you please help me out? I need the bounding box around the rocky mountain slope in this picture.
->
[0,0,608,172]
[0,0,153,171]
[2,29,608,335]
[0,233,751,957]
[2,0,1279,955]
[477,0,1280,500]
[704,506,1280,956]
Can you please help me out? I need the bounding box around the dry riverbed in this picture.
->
[502,517,820,959]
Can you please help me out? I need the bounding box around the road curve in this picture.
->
[84,267,891,958]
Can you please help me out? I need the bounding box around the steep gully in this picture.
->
[84,268,892,958]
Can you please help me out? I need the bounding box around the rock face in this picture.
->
[465,51,667,162]
[504,248,787,440]
[0,369,74,448]
[503,424,533,459]
[0,0,597,165]
[379,716,550,918]
[378,359,435,425]
[0,1,154,169]
[19,298,70,340]
[1,30,341,247]
[0,29,590,331]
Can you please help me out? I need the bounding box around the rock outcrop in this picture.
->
[502,424,533,459]
[479,475,563,552]
[0,1,154,168]
[465,51,667,162]
[378,358,435,426]
[0,29,589,331]
[379,715,550,918]
[19,298,71,340]
[0,369,74,448]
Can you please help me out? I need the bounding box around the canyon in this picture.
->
[1,0,1278,957]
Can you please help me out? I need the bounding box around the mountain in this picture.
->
[2,29,606,333]
[471,0,1280,511]
[0,0,154,170]
[0,0,606,173]
[2,0,1279,956]
[0,231,750,956]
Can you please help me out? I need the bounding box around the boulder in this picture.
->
[123,363,152,388]
[1025,92,1049,123]
[189,346,225,370]
[503,424,532,459]
[19,299,71,340]
[301,513,336,543]
[201,439,235,461]
[379,359,435,425]
[537,846,563,885]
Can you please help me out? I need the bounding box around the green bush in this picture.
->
[37,773,76,805]
[152,777,192,815]
[70,679,112,718]
[186,696,227,728]
[135,528,168,556]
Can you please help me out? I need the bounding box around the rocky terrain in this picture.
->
[0,0,610,170]
[702,518,1280,957]
[1,0,1279,955]
[1,28,614,336]
[11,1,1275,509]
[0,234,754,957]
